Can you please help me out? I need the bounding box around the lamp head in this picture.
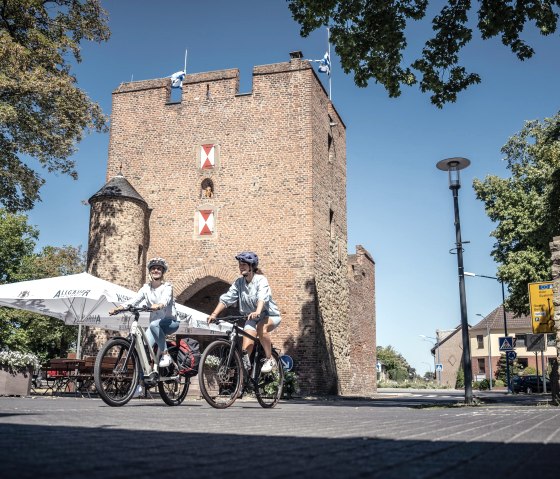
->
[436,157,470,189]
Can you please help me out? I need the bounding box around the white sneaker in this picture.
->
[260,358,276,373]
[159,354,172,368]
[133,384,143,398]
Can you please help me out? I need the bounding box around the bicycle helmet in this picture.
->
[235,251,259,268]
[147,257,168,273]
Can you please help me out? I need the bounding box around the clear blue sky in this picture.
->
[26,1,560,376]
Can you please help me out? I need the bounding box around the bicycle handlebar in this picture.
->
[212,315,248,325]
[109,305,152,316]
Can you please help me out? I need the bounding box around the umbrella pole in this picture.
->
[76,324,82,359]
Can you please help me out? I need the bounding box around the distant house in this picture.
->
[469,305,556,381]
[430,325,466,388]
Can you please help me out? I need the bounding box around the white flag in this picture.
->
[318,52,331,76]
[170,70,185,88]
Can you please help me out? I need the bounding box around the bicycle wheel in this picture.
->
[255,349,284,408]
[94,337,139,407]
[199,339,243,409]
[158,349,190,406]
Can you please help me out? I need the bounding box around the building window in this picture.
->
[547,334,556,347]
[196,209,215,237]
[517,357,528,369]
[197,143,220,169]
[477,358,486,374]
[477,335,484,349]
[516,334,526,348]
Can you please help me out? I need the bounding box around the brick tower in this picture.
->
[87,53,376,395]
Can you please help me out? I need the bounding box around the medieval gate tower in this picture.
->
[87,53,376,395]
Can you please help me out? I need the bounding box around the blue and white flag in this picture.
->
[318,52,331,75]
[170,70,186,88]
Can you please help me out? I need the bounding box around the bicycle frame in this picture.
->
[118,308,179,384]
[221,317,267,386]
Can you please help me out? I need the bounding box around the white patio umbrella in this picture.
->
[0,272,228,358]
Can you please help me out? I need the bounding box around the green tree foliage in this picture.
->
[287,0,560,107]
[473,112,560,315]
[494,353,522,382]
[377,345,415,380]
[0,209,86,360]
[0,208,38,283]
[0,0,110,212]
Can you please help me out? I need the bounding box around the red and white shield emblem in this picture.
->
[201,144,215,169]
[198,210,214,235]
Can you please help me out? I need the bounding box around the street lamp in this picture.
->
[436,157,473,405]
[476,313,493,391]
[420,334,441,385]
[466,272,510,393]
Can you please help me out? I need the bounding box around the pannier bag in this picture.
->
[168,338,201,377]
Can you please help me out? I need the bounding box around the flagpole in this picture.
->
[327,27,331,100]
[184,48,188,74]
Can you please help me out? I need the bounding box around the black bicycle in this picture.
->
[198,315,284,409]
[94,305,190,407]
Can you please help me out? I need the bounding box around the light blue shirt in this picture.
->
[219,274,280,318]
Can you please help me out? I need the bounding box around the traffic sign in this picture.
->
[435,363,443,372]
[280,355,293,372]
[526,334,545,352]
[528,281,555,334]
[499,337,516,351]
[506,350,517,361]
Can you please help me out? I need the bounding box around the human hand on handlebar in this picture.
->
[109,307,124,316]
[207,313,217,324]
[247,311,261,320]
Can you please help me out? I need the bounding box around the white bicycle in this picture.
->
[94,305,190,406]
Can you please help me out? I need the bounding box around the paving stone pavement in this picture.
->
[1,394,560,478]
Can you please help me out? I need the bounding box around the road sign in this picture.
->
[499,337,516,351]
[528,281,555,334]
[280,355,293,372]
[435,363,443,372]
[506,351,517,361]
[526,333,546,352]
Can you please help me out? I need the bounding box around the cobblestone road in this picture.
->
[1,395,560,478]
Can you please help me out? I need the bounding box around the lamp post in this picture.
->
[476,313,493,391]
[436,157,473,405]
[466,272,510,393]
[420,334,441,385]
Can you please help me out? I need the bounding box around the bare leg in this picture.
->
[257,319,274,359]
[242,329,257,356]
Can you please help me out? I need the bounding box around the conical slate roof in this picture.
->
[89,174,147,205]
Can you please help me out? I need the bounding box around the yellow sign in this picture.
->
[528,281,555,334]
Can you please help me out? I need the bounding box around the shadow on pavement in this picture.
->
[0,423,558,478]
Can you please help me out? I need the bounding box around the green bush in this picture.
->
[495,379,504,387]
[281,371,299,399]
[456,368,464,388]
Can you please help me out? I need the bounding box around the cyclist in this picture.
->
[110,257,179,369]
[207,251,281,373]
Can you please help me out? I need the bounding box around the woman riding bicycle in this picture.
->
[110,257,179,369]
[207,251,281,373]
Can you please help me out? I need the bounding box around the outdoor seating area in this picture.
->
[34,356,96,398]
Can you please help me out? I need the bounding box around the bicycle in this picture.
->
[198,315,284,409]
[93,305,190,407]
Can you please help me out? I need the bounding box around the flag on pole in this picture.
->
[317,51,331,75]
[170,70,186,88]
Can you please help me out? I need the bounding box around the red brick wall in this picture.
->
[89,57,376,395]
